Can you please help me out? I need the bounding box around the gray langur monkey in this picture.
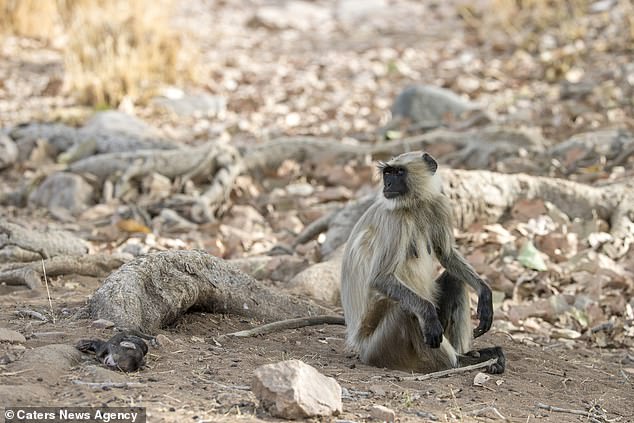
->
[341,151,505,374]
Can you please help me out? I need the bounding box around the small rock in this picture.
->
[388,84,484,130]
[0,134,18,170]
[142,173,173,201]
[289,256,342,305]
[152,91,226,117]
[370,404,395,422]
[83,110,163,140]
[91,319,115,329]
[286,183,315,197]
[28,172,94,215]
[249,1,332,32]
[336,0,388,25]
[252,359,342,419]
[0,328,26,343]
[155,334,173,346]
[551,328,582,340]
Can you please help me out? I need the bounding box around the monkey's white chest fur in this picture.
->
[396,231,439,302]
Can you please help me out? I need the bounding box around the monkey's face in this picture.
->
[379,152,439,202]
[382,166,409,198]
[99,338,147,372]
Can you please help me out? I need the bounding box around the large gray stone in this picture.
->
[0,328,26,343]
[152,91,226,117]
[0,134,18,170]
[28,172,94,215]
[82,110,163,139]
[390,84,484,130]
[289,257,342,305]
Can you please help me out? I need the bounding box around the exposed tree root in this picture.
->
[89,250,334,333]
[241,127,544,173]
[312,170,633,259]
[0,220,88,261]
[68,142,242,220]
[0,253,131,289]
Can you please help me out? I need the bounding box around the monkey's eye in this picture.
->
[383,167,405,176]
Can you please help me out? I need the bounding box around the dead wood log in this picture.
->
[89,250,333,333]
[318,170,634,259]
[0,220,88,261]
[0,253,131,289]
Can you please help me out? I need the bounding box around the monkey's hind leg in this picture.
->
[436,270,472,354]
[436,271,506,374]
[359,304,457,373]
[76,339,106,354]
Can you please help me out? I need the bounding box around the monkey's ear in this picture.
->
[422,153,438,174]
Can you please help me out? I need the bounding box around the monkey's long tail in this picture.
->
[220,315,346,339]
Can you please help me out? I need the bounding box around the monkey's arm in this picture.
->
[370,273,444,348]
[437,248,493,338]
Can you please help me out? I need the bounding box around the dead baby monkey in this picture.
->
[76,332,151,372]
[341,151,505,374]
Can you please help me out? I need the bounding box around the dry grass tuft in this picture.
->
[0,0,198,107]
[0,0,60,38]
[458,0,632,52]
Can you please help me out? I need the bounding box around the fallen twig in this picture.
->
[71,380,145,388]
[14,309,48,321]
[537,402,607,423]
[469,406,507,421]
[220,315,345,339]
[42,259,56,324]
[32,332,68,338]
[400,358,498,381]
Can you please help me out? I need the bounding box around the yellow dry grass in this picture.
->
[0,0,198,106]
[458,0,632,50]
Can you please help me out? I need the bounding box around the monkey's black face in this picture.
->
[382,166,408,198]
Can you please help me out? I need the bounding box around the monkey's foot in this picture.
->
[463,346,505,374]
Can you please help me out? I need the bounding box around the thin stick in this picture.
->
[14,309,48,321]
[400,358,498,381]
[536,403,593,417]
[1,369,33,376]
[221,315,345,338]
[41,259,56,324]
[470,406,508,421]
[72,380,145,388]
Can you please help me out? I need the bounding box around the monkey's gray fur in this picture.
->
[341,151,504,374]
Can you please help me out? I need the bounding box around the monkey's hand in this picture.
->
[421,317,444,348]
[412,299,444,348]
[474,288,493,338]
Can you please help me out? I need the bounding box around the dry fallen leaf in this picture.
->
[116,219,152,234]
[473,372,490,387]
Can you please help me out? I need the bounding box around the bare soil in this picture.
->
[1,280,631,423]
[1,1,633,422]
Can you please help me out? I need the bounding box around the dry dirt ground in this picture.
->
[1,280,632,423]
[1,0,634,422]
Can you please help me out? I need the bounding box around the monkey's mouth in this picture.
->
[383,191,401,199]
